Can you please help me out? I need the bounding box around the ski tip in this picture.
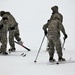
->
[20,53,24,56]
[23,54,26,57]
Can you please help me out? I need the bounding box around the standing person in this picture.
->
[5,12,23,52]
[43,14,68,62]
[0,14,9,55]
[45,6,63,51]
[0,11,23,52]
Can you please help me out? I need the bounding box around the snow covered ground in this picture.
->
[0,0,75,75]
[0,48,75,75]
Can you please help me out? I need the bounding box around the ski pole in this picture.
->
[62,38,66,50]
[34,35,45,62]
[14,41,31,51]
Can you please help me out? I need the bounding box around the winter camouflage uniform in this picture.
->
[2,12,21,51]
[43,13,67,61]
[0,16,8,54]
[44,6,63,53]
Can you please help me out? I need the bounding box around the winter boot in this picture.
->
[49,57,56,62]
[58,58,66,62]
[2,52,8,55]
[9,48,16,52]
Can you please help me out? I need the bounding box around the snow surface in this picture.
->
[0,0,75,75]
[0,49,75,75]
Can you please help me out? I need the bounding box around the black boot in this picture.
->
[2,52,8,55]
[9,48,16,52]
[49,57,55,62]
[58,58,66,62]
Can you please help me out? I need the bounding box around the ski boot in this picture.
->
[58,58,66,62]
[2,51,8,55]
[9,48,16,52]
[49,57,56,62]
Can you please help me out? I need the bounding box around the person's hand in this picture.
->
[44,30,47,36]
[18,41,23,45]
[64,34,68,40]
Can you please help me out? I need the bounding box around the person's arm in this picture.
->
[42,23,49,36]
[59,21,68,39]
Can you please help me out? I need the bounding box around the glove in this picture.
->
[64,34,68,40]
[44,30,47,36]
[0,24,3,29]
[18,40,23,45]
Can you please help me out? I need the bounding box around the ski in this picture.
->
[0,51,26,57]
[47,61,58,65]
[47,60,75,65]
[20,53,26,57]
[56,60,75,65]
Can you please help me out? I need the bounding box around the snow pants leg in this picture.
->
[48,37,63,59]
[1,33,7,52]
[9,31,15,49]
[53,37,63,59]
[48,39,55,59]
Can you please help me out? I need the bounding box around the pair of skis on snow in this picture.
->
[47,58,75,65]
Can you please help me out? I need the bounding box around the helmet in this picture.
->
[0,11,6,16]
